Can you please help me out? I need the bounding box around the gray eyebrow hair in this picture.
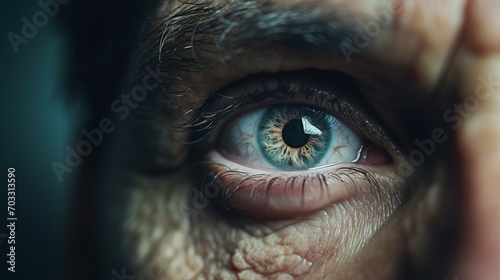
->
[137,0,370,75]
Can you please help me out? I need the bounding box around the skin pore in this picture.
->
[87,0,500,279]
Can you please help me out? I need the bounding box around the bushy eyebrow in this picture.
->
[137,0,371,78]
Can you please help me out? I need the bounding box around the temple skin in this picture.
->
[100,0,500,279]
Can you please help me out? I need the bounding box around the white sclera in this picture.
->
[221,107,363,170]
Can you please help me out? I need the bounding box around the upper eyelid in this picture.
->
[180,70,399,156]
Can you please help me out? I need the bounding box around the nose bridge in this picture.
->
[453,0,500,278]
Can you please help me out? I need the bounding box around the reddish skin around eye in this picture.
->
[208,151,395,219]
[356,144,392,166]
[211,165,354,219]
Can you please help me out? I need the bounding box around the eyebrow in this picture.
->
[140,1,374,76]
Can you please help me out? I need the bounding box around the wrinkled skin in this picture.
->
[99,0,500,279]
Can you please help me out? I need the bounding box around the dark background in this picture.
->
[1,1,85,279]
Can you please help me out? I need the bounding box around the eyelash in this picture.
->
[179,70,397,217]
[180,71,384,143]
[200,161,383,217]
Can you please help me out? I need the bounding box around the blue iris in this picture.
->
[257,105,334,170]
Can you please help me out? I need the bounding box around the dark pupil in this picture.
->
[282,119,310,148]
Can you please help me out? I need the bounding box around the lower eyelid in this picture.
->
[207,151,398,219]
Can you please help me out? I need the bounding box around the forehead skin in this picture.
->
[115,0,500,279]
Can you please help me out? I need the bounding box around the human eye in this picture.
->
[220,104,364,170]
[184,70,403,219]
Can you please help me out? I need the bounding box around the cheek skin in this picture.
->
[336,172,453,279]
[122,171,403,279]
